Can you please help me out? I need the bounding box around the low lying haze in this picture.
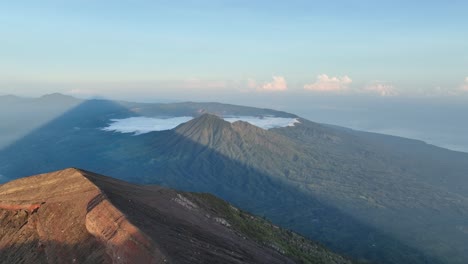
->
[102,116,300,135]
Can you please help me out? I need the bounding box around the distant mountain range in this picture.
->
[0,168,351,264]
[1,94,468,264]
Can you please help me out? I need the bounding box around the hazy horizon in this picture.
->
[1,1,467,150]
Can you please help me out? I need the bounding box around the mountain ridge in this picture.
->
[1,96,468,263]
[0,168,353,264]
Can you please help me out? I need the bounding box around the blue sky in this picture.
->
[0,0,467,98]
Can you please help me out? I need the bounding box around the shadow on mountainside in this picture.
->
[0,99,443,264]
[0,99,137,179]
[125,131,442,264]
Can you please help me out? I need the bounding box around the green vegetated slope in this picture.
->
[1,96,468,264]
[188,192,354,264]
[271,119,468,264]
[166,114,468,264]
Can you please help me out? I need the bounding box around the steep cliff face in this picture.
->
[0,168,351,264]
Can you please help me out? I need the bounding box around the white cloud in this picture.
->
[102,116,299,135]
[258,76,288,91]
[304,74,352,92]
[362,82,399,96]
[461,77,468,91]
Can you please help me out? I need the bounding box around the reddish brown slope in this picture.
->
[0,168,303,264]
[0,168,166,263]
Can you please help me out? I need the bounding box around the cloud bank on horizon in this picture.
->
[102,116,299,135]
[245,75,467,97]
[81,75,466,99]
[304,74,352,92]
[247,76,288,92]
[363,82,399,96]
